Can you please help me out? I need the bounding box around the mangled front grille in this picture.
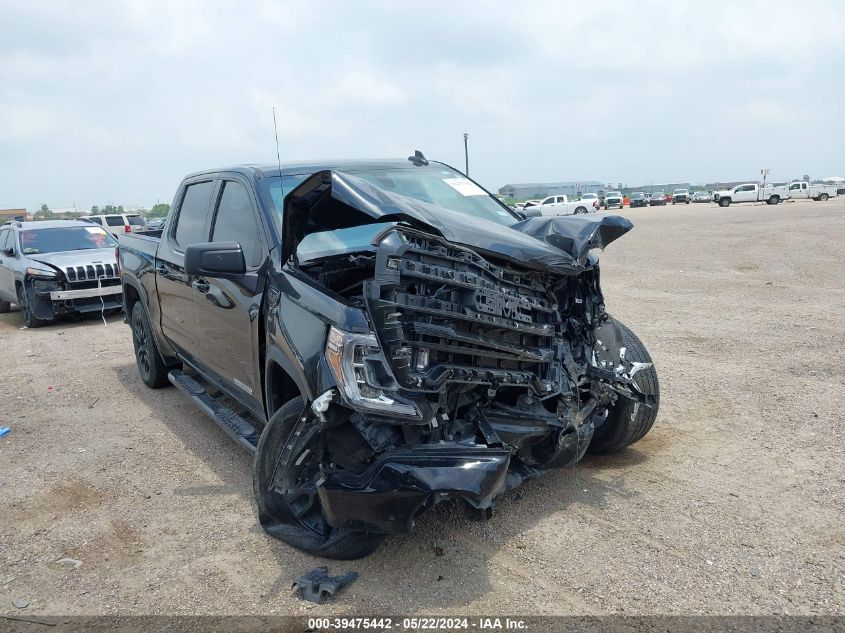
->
[365,229,563,393]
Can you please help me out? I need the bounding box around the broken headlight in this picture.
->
[325,326,420,418]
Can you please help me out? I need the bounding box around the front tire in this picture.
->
[253,397,386,560]
[589,319,660,454]
[131,302,171,388]
[575,206,587,214]
[0,299,10,314]
[17,284,48,328]
[719,198,731,207]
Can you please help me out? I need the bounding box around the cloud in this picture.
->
[0,0,843,209]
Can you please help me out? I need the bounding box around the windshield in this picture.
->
[675,189,688,194]
[607,192,621,197]
[581,193,597,199]
[631,192,645,198]
[18,226,118,254]
[263,164,519,232]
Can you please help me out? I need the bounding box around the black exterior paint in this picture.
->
[119,159,645,538]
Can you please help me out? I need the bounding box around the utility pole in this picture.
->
[463,132,469,176]
[761,168,770,199]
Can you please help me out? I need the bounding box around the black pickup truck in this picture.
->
[119,153,660,559]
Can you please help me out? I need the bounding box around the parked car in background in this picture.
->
[672,189,690,204]
[579,193,599,206]
[522,199,542,210]
[0,220,122,327]
[146,218,166,231]
[629,192,649,208]
[83,213,147,235]
[713,183,789,207]
[603,191,623,210]
[536,195,594,215]
[786,181,838,201]
[692,191,712,203]
[649,192,667,206]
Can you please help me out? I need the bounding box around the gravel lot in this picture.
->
[1,199,843,616]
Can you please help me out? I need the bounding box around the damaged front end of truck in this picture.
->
[255,168,659,559]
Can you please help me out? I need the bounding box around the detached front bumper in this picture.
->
[29,279,123,318]
[49,285,122,301]
[317,444,510,534]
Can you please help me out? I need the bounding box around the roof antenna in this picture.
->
[408,150,428,166]
[272,106,283,176]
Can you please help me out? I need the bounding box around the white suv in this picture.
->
[82,213,147,235]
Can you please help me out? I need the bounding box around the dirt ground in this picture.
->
[1,198,843,617]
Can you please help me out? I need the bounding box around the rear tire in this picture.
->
[0,299,10,314]
[131,302,171,388]
[589,319,660,454]
[253,396,386,560]
[768,195,780,205]
[820,193,829,201]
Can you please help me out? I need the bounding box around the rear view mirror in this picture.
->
[184,242,246,279]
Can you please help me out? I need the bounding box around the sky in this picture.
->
[1,0,844,211]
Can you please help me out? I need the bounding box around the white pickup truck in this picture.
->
[536,195,594,216]
[713,183,790,207]
[786,181,838,201]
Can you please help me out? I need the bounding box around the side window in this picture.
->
[542,197,554,205]
[105,216,124,227]
[789,183,800,191]
[211,181,264,268]
[0,229,9,252]
[174,181,215,248]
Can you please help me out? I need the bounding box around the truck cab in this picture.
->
[537,195,592,216]
[788,181,837,201]
[713,183,789,207]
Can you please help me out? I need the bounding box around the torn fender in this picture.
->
[284,170,630,274]
[509,215,634,266]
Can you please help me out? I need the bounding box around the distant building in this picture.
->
[0,208,29,222]
[703,181,748,191]
[626,182,692,194]
[498,181,605,200]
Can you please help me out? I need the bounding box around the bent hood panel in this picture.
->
[27,248,118,271]
[284,170,631,274]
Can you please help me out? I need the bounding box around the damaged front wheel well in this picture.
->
[266,361,302,417]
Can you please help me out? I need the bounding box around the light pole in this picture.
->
[463,132,469,176]
[761,168,770,199]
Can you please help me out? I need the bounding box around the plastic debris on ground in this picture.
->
[292,566,358,604]
[0,427,11,438]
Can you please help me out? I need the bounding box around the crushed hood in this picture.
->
[28,248,117,271]
[283,170,632,274]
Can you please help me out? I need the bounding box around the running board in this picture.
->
[168,370,259,453]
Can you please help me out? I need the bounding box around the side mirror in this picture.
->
[1,247,13,257]
[184,242,245,279]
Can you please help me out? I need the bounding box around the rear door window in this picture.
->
[210,181,264,268]
[174,181,215,248]
[127,216,145,226]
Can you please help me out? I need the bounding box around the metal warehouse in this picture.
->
[498,181,605,199]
